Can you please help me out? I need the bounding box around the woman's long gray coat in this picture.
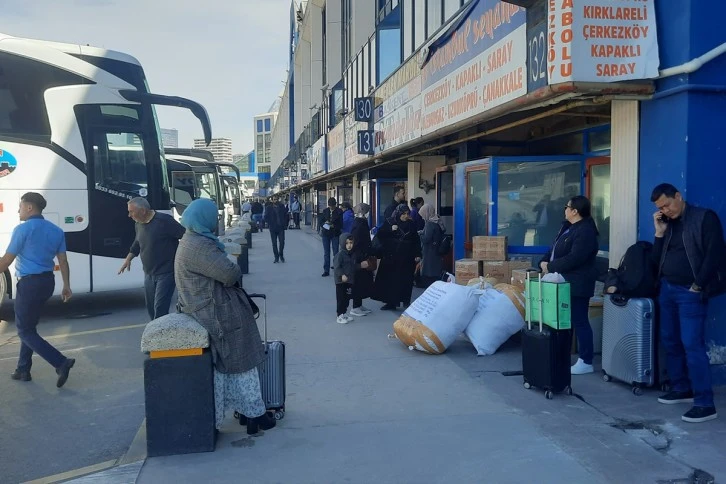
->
[174,232,265,374]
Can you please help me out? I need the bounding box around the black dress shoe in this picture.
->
[247,412,277,435]
[381,304,397,311]
[11,369,31,382]
[280,255,285,263]
[322,272,330,277]
[56,358,75,388]
[274,258,279,263]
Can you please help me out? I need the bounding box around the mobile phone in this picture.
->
[658,213,670,224]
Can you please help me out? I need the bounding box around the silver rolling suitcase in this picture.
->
[249,294,286,420]
[601,295,668,395]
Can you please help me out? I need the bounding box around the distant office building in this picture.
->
[233,152,255,174]
[161,128,178,148]
[193,137,233,163]
[253,112,276,195]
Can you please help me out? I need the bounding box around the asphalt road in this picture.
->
[0,289,149,484]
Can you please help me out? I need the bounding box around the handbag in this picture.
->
[365,256,378,271]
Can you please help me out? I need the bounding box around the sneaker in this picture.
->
[570,358,594,375]
[273,258,279,263]
[336,314,351,324]
[280,255,285,263]
[350,308,367,317]
[658,390,695,405]
[682,406,718,423]
[11,369,31,382]
[359,305,373,314]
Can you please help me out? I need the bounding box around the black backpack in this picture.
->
[605,241,657,298]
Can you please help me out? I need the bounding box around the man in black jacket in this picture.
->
[319,197,343,277]
[383,185,406,224]
[651,183,725,423]
[267,199,288,263]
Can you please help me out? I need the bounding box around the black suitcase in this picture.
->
[522,272,572,399]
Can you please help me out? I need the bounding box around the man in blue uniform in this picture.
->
[0,192,74,387]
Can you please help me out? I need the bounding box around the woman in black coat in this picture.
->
[373,203,422,310]
[418,203,445,288]
[349,203,374,316]
[540,195,599,376]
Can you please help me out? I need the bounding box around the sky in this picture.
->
[3,0,291,154]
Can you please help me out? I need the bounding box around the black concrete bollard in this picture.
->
[141,315,216,457]
[238,243,249,275]
[245,229,252,248]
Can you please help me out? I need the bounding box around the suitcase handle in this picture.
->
[526,272,544,333]
[248,293,268,345]
[610,294,629,307]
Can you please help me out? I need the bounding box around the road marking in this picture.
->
[22,459,117,484]
[0,345,101,361]
[0,323,147,347]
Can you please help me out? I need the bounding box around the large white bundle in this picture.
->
[393,281,480,354]
[465,288,525,356]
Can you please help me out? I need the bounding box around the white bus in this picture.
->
[0,33,212,304]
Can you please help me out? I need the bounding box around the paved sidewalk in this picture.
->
[133,227,724,484]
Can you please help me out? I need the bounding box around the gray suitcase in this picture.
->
[249,294,286,420]
[601,295,668,395]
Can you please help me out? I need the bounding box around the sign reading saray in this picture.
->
[420,0,527,136]
[548,0,659,83]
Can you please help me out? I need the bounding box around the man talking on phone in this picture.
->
[651,183,726,422]
[0,192,75,387]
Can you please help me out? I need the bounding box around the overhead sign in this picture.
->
[308,136,326,176]
[327,122,345,173]
[357,131,375,155]
[373,77,423,154]
[344,111,371,166]
[548,0,660,83]
[420,1,528,136]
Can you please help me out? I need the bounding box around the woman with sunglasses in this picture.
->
[539,195,599,375]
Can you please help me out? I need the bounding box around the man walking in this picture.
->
[119,197,185,320]
[290,195,302,229]
[267,198,288,263]
[651,183,725,423]
[319,197,343,277]
[1,192,75,387]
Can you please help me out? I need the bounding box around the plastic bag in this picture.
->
[465,288,525,356]
[392,281,480,354]
[542,272,566,283]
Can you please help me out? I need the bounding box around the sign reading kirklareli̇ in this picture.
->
[548,0,659,83]
[420,1,527,137]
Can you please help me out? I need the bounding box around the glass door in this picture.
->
[465,167,489,256]
[436,167,454,272]
[587,157,611,250]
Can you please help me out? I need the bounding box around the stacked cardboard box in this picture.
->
[455,259,481,285]
[472,236,507,261]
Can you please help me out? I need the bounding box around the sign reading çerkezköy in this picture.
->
[548,0,660,83]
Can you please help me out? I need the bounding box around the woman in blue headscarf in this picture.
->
[174,199,276,435]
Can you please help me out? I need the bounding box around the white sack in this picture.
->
[393,281,480,354]
[465,288,525,356]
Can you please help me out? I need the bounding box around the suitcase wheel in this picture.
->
[523,381,532,390]
[565,386,573,396]
[632,386,643,396]
[545,390,553,400]
[273,410,285,420]
[602,371,612,382]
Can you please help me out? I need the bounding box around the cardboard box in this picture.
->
[472,236,508,261]
[455,259,481,285]
[482,261,508,284]
[511,269,539,294]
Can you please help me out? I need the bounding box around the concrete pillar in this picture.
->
[608,100,640,265]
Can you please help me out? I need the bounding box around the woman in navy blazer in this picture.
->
[540,195,599,375]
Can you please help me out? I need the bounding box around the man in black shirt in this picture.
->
[651,183,725,423]
[319,197,343,277]
[119,197,185,320]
